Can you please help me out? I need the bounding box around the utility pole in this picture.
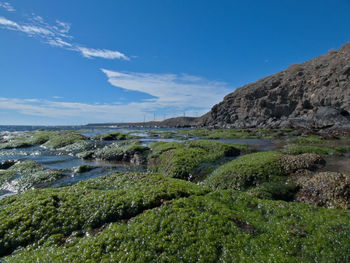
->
[143,114,146,123]
[154,113,156,121]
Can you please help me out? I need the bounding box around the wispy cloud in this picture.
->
[0,2,15,12]
[0,71,231,123]
[101,69,230,110]
[0,5,129,60]
[77,47,130,60]
[0,97,158,122]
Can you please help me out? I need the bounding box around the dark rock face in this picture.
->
[201,43,350,129]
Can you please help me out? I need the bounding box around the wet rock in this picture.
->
[58,140,98,155]
[94,144,150,165]
[0,160,18,170]
[77,150,95,160]
[280,153,325,173]
[293,171,350,209]
[0,161,65,193]
[73,165,96,173]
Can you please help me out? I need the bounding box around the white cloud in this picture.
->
[0,2,15,12]
[47,38,72,47]
[0,16,17,26]
[0,12,128,60]
[101,69,230,110]
[77,47,129,60]
[55,20,70,33]
[0,70,231,123]
[0,97,158,122]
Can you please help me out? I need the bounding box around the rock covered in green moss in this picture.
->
[0,132,33,149]
[283,145,342,156]
[247,182,299,201]
[289,135,325,144]
[42,132,87,149]
[57,140,97,154]
[0,172,209,256]
[179,128,258,139]
[0,161,65,193]
[91,132,139,141]
[293,171,350,209]
[148,140,240,180]
[5,190,350,262]
[204,152,285,191]
[89,143,150,165]
[0,130,87,150]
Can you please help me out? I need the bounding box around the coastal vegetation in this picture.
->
[0,127,349,262]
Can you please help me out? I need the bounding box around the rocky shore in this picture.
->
[91,43,350,132]
[0,128,349,262]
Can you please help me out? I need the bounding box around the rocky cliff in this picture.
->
[201,43,350,129]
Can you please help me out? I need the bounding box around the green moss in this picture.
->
[334,145,350,154]
[91,132,139,141]
[204,152,285,191]
[0,170,16,186]
[0,161,65,193]
[283,145,341,156]
[0,138,32,149]
[43,132,86,149]
[247,182,299,201]
[9,160,43,174]
[94,143,150,163]
[148,140,240,180]
[30,131,56,145]
[0,131,66,149]
[0,172,209,257]
[178,129,259,139]
[289,135,324,145]
[6,191,350,262]
[255,128,286,139]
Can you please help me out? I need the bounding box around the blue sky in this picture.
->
[0,0,349,125]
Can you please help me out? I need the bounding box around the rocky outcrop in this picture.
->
[201,43,350,129]
[293,171,350,209]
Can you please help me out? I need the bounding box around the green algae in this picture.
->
[283,145,342,156]
[247,182,299,201]
[0,130,87,150]
[0,161,65,193]
[93,143,150,164]
[0,172,209,256]
[5,190,350,262]
[91,132,139,141]
[289,135,324,145]
[204,152,285,191]
[148,140,240,180]
[178,129,258,139]
[42,132,86,149]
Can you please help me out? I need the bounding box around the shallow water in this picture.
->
[1,125,349,199]
[323,153,350,174]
